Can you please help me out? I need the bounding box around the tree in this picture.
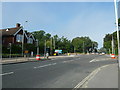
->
[72,36,98,53]
[103,31,120,54]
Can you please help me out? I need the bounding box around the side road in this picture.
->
[0,55,76,64]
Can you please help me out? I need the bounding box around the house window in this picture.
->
[16,34,23,42]
[27,38,33,44]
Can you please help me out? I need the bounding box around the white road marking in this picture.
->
[34,63,57,69]
[0,72,14,76]
[73,64,110,89]
[62,60,74,63]
[51,58,56,61]
[89,58,113,63]
[89,59,96,63]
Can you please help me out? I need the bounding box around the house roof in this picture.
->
[1,23,36,41]
[26,32,36,41]
[0,27,22,36]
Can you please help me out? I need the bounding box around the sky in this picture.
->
[1,2,116,49]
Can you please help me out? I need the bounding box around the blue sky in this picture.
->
[2,2,116,48]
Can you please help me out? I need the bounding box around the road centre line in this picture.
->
[62,60,74,63]
[34,63,57,69]
[89,59,96,63]
[89,58,113,63]
[0,72,14,76]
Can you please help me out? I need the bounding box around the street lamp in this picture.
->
[111,35,115,54]
[44,40,46,58]
[74,46,76,53]
[83,41,85,54]
[22,21,28,57]
[53,36,56,50]
[114,0,120,69]
[36,39,39,55]
[50,37,53,55]
[9,43,12,58]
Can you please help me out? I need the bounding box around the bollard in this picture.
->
[111,54,115,59]
[36,55,40,60]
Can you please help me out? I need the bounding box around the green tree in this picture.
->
[103,31,120,54]
[72,36,98,53]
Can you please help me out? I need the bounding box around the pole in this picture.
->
[92,42,94,53]
[114,0,120,69]
[22,28,24,57]
[83,41,85,54]
[51,37,52,55]
[74,46,75,53]
[109,48,111,54]
[9,43,11,58]
[44,40,46,58]
[111,35,114,54]
[53,37,55,49]
[22,21,28,57]
[36,39,39,55]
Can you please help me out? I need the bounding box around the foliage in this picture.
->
[103,31,120,54]
[2,30,98,56]
[24,43,36,54]
[72,36,98,53]
[2,44,22,54]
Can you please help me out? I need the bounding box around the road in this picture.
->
[2,54,117,88]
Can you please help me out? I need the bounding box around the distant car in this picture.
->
[95,53,99,55]
[101,52,105,55]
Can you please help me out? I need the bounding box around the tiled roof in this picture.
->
[0,27,22,36]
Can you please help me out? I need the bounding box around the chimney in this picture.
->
[16,23,21,27]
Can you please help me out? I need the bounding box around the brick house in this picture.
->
[1,23,36,46]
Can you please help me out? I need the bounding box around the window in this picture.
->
[16,34,23,42]
[27,38,33,44]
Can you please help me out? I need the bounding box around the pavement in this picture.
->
[80,63,119,88]
[0,55,75,64]
[0,55,119,89]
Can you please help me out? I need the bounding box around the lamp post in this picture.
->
[36,39,39,55]
[114,0,120,69]
[53,37,55,50]
[74,46,75,53]
[50,37,52,55]
[22,21,28,57]
[83,41,85,54]
[22,29,24,57]
[92,42,94,53]
[44,40,46,58]
[9,43,12,58]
